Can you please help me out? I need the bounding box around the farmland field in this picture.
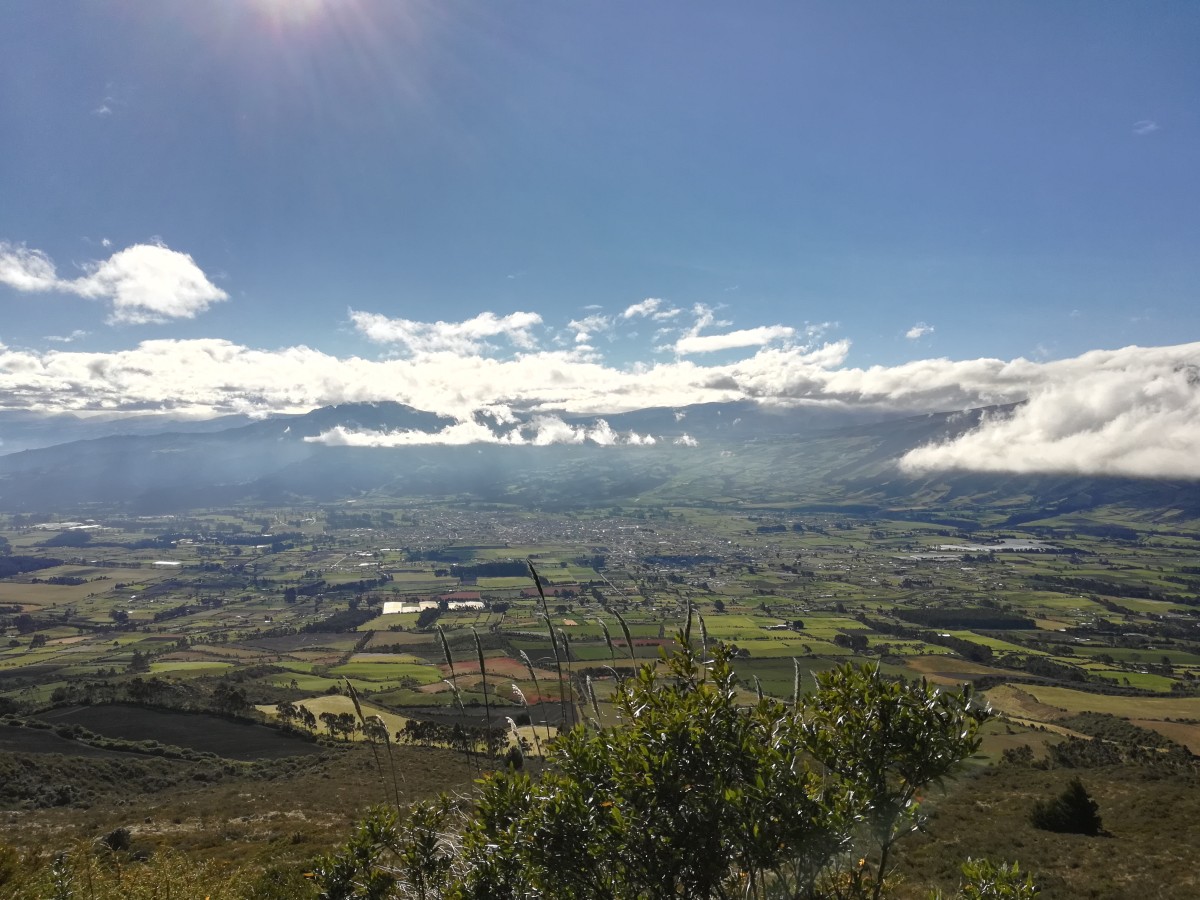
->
[35,705,324,760]
[2,497,1200,898]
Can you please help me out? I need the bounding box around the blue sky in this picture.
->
[1,2,1199,477]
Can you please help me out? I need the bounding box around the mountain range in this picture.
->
[2,401,1198,520]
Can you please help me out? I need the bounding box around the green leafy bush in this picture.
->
[932,858,1039,899]
[315,639,989,899]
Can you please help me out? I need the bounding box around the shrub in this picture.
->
[932,858,1039,899]
[314,639,988,899]
[1029,777,1103,835]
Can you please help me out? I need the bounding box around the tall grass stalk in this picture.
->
[511,682,543,758]
[793,657,802,712]
[684,597,694,649]
[697,611,709,662]
[472,627,494,759]
[586,675,602,727]
[344,678,392,803]
[599,618,617,663]
[503,716,525,770]
[612,608,636,664]
[598,618,628,698]
[528,561,571,733]
[753,674,764,704]
[557,627,577,728]
[370,714,405,807]
[437,625,476,773]
[517,648,551,749]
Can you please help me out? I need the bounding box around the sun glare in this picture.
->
[253,0,329,28]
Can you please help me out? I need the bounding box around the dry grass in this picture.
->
[1,842,245,899]
[0,742,474,875]
[255,694,411,740]
[898,762,1200,899]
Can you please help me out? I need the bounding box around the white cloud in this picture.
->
[905,322,934,340]
[350,309,542,355]
[567,313,612,343]
[0,241,227,324]
[804,321,835,339]
[674,434,698,447]
[528,416,627,447]
[307,420,525,447]
[666,302,791,354]
[307,415,663,448]
[528,415,585,445]
[75,244,229,324]
[622,298,662,319]
[4,322,1200,478]
[1132,120,1159,135]
[674,325,795,355]
[0,243,60,291]
[899,355,1200,479]
[45,330,89,344]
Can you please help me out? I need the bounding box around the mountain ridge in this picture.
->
[2,400,1198,517]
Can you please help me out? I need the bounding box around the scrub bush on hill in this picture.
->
[1029,778,1103,836]
[314,639,1000,899]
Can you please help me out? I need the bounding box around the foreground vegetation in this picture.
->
[2,496,1199,896]
[311,641,1020,899]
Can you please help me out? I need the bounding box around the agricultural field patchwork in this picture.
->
[1,499,1199,895]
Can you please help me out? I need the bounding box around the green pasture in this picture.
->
[701,614,783,639]
[871,638,955,656]
[942,631,1044,654]
[1110,597,1195,615]
[273,660,318,673]
[370,686,459,707]
[1001,591,1105,612]
[149,660,234,675]
[365,631,440,652]
[730,656,842,699]
[1071,645,1200,665]
[437,610,497,628]
[475,577,534,589]
[800,617,874,638]
[729,638,854,658]
[329,660,443,684]
[1021,684,1200,720]
[1083,669,1178,691]
[386,576,458,590]
[261,671,343,692]
[359,613,421,630]
[0,679,70,704]
[567,644,631,662]
[553,621,607,637]
[347,652,433,665]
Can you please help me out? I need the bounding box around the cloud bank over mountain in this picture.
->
[900,353,1200,479]
[306,415,661,448]
[1,297,1198,479]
